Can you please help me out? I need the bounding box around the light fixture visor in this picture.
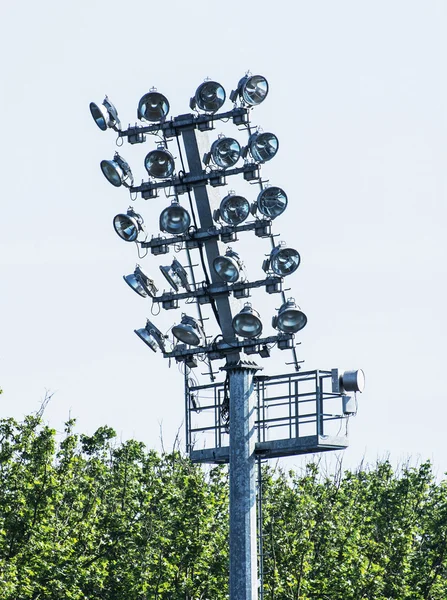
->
[196,81,225,113]
[241,75,269,106]
[213,255,240,283]
[220,194,250,225]
[249,132,278,163]
[113,214,140,242]
[257,187,288,219]
[138,91,170,122]
[159,203,191,234]
[144,149,175,179]
[211,137,241,169]
[232,305,263,338]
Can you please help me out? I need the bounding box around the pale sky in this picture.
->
[1,1,446,474]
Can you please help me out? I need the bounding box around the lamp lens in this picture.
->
[250,132,278,162]
[160,205,191,234]
[172,324,201,346]
[145,150,175,179]
[197,81,225,112]
[213,256,240,282]
[212,138,241,169]
[124,274,147,297]
[138,92,170,122]
[242,75,269,106]
[271,248,300,276]
[257,187,288,218]
[277,308,307,333]
[113,214,138,242]
[220,195,250,225]
[90,103,108,131]
[135,328,158,352]
[233,311,263,338]
[100,160,122,187]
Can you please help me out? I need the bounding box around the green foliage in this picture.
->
[261,460,447,600]
[0,414,447,599]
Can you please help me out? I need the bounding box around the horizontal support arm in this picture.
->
[140,218,272,250]
[153,276,284,303]
[131,163,261,195]
[119,107,250,138]
[163,333,294,360]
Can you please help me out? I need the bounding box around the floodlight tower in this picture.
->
[89,74,364,600]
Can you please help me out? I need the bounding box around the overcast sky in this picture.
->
[0,0,446,474]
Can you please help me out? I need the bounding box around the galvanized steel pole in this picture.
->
[224,360,261,600]
[181,127,258,600]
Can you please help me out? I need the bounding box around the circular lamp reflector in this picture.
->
[275,300,307,333]
[241,75,269,106]
[90,103,108,131]
[341,370,365,393]
[159,202,191,235]
[135,328,158,352]
[270,246,301,276]
[124,273,147,297]
[220,194,250,225]
[145,149,175,179]
[172,316,203,346]
[257,187,288,219]
[232,305,263,339]
[249,132,278,163]
[211,137,241,169]
[138,91,170,122]
[213,253,241,283]
[196,81,225,113]
[100,159,123,187]
[113,213,140,242]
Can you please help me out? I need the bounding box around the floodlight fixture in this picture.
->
[123,265,158,298]
[134,319,166,353]
[100,153,134,188]
[113,207,144,242]
[144,146,175,179]
[272,299,307,334]
[213,248,243,283]
[215,192,250,226]
[256,186,288,219]
[172,314,205,347]
[207,136,241,169]
[89,96,121,132]
[230,74,269,106]
[159,200,191,235]
[137,89,170,122]
[340,370,365,393]
[232,303,263,339]
[191,80,226,113]
[246,131,278,163]
[160,258,191,291]
[263,244,301,277]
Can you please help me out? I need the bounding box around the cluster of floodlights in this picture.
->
[90,74,308,356]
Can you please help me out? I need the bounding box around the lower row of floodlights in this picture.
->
[135,299,307,356]
[90,74,269,135]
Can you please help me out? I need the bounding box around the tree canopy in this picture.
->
[0,414,446,599]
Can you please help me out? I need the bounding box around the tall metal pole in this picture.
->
[224,360,260,600]
[181,126,259,600]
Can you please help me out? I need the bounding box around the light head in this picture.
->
[172,314,205,347]
[159,200,191,235]
[232,303,263,339]
[89,96,121,132]
[100,153,134,188]
[138,89,170,122]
